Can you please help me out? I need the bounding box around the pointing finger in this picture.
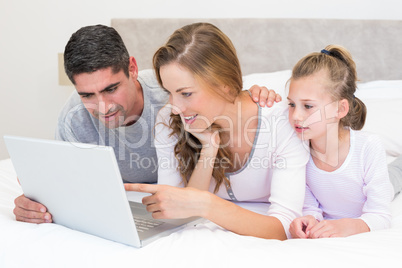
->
[124,183,158,194]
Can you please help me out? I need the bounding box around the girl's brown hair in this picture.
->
[291,45,366,130]
[153,22,243,192]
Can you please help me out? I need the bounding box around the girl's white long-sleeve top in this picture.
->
[303,129,394,231]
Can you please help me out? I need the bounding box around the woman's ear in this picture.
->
[222,84,230,94]
[338,99,349,119]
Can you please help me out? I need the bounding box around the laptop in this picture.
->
[4,135,202,247]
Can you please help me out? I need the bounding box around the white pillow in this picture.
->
[242,70,291,97]
[242,71,402,162]
[356,80,402,163]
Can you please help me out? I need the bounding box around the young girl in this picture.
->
[287,45,394,239]
[125,22,309,240]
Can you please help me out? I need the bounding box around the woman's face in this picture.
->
[159,62,227,133]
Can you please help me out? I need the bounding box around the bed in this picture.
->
[1,18,402,267]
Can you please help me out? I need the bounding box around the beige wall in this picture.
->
[1,0,401,159]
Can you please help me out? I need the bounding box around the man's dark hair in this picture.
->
[64,24,130,84]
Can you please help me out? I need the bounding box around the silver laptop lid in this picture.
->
[4,135,141,247]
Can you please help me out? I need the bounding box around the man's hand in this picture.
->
[248,85,282,107]
[13,194,52,224]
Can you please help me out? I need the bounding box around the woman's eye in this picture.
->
[288,102,295,108]
[305,105,313,109]
[182,92,192,97]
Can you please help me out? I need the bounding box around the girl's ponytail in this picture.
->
[324,45,367,130]
[347,96,367,130]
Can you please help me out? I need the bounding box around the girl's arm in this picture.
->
[358,135,394,231]
[307,218,369,238]
[302,184,324,221]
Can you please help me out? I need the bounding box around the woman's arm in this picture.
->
[154,106,183,187]
[261,110,310,238]
[289,185,322,238]
[186,146,218,190]
[206,194,287,239]
[124,183,287,240]
[154,105,218,190]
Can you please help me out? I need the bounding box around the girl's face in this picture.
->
[287,71,339,141]
[159,62,228,133]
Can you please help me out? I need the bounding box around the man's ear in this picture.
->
[338,99,349,119]
[128,56,139,80]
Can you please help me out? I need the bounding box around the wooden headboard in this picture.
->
[112,18,402,82]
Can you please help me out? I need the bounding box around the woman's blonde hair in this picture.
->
[291,45,366,130]
[153,22,243,192]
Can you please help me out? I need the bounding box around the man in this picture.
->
[389,155,402,197]
[13,24,280,224]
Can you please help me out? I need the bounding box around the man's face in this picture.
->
[73,60,142,128]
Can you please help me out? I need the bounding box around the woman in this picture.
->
[125,22,309,240]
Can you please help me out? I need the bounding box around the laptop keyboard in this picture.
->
[134,217,163,232]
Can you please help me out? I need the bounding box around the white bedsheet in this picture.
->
[1,158,401,268]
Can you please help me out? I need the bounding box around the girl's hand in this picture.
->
[289,215,318,238]
[307,218,370,238]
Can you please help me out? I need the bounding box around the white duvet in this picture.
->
[1,158,401,268]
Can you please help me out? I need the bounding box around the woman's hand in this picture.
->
[124,183,211,219]
[189,128,220,153]
[185,127,221,190]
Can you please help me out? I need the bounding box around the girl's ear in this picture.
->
[338,99,349,119]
